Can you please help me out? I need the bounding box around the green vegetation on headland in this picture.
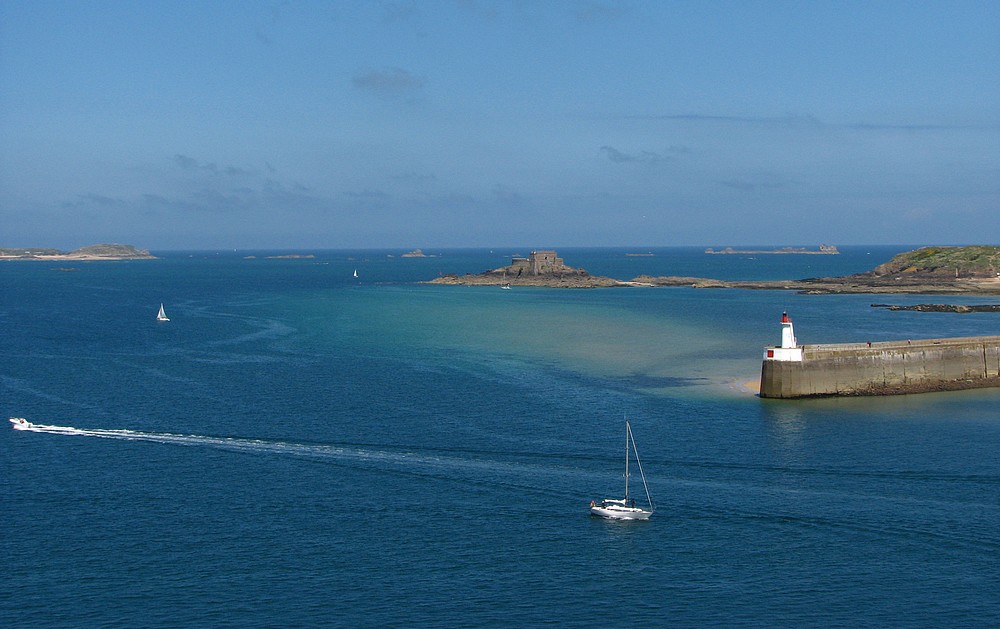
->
[0,244,155,260]
[430,246,1000,295]
[867,246,1000,278]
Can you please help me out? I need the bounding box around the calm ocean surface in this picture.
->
[2,247,998,627]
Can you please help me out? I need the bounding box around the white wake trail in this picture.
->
[17,421,406,464]
[11,421,537,477]
[10,419,597,502]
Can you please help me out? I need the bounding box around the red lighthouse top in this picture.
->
[781,312,790,323]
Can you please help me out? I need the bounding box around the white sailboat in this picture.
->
[353,269,358,278]
[156,303,170,322]
[590,419,654,520]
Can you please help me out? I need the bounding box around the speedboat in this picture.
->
[9,417,32,430]
[590,498,651,521]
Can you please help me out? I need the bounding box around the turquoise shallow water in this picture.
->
[2,247,999,627]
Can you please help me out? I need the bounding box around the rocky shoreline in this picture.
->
[431,271,626,288]
[630,275,1000,295]
[870,303,1000,313]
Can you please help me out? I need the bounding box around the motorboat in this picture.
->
[9,417,32,431]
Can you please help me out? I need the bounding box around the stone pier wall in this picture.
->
[760,336,1000,398]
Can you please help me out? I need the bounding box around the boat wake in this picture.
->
[6,417,597,499]
[11,419,429,464]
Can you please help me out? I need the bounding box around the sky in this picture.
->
[1,0,998,250]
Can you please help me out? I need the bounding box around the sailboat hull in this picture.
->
[590,504,652,520]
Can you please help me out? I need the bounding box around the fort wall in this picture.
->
[509,250,566,276]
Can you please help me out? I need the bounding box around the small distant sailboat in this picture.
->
[590,418,654,520]
[353,269,358,278]
[156,303,170,322]
[501,270,511,289]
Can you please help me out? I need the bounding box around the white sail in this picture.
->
[156,304,169,322]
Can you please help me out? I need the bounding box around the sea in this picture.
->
[2,246,998,628]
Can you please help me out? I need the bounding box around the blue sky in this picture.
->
[1,1,997,250]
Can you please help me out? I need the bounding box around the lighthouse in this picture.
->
[764,311,803,362]
[780,311,796,349]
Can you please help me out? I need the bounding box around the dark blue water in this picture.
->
[2,248,998,627]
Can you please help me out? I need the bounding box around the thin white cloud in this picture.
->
[352,67,425,97]
[600,146,666,164]
[174,154,254,177]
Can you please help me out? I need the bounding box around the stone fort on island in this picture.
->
[509,250,566,275]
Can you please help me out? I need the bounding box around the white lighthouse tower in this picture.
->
[764,311,803,361]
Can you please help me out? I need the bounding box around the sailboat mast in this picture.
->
[624,419,631,501]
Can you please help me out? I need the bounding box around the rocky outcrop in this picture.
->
[630,274,1000,295]
[870,303,1000,313]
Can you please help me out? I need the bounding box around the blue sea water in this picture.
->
[2,247,998,627]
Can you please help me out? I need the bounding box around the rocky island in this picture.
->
[429,250,624,288]
[0,244,155,260]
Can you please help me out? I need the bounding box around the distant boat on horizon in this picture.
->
[156,303,169,322]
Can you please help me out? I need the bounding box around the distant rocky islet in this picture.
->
[0,244,155,260]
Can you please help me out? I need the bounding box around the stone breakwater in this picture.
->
[760,336,1000,398]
